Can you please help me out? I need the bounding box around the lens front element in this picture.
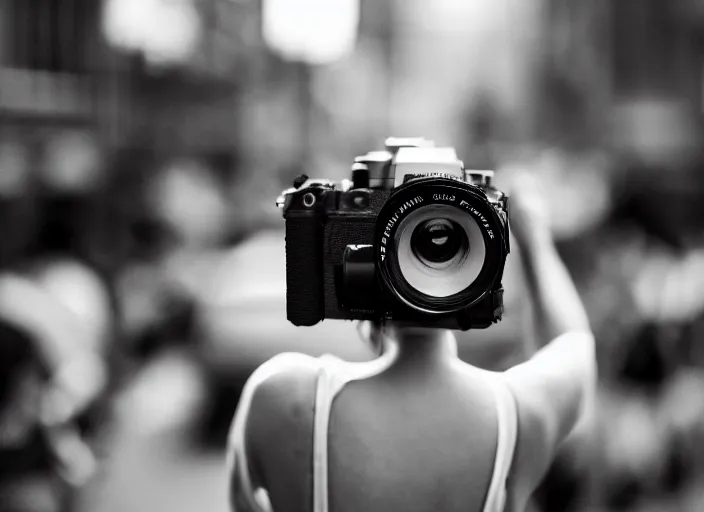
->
[410,218,468,265]
[375,177,505,314]
[396,205,485,298]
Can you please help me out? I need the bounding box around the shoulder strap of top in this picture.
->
[312,353,397,512]
[313,356,355,512]
[227,353,318,512]
[482,375,519,512]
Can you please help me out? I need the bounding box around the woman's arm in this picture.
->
[501,171,597,500]
[507,226,596,441]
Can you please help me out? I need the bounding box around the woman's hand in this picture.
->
[500,168,552,249]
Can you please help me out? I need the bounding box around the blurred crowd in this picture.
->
[2,0,704,511]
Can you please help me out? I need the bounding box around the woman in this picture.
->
[227,172,597,512]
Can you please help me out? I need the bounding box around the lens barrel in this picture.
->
[375,177,505,314]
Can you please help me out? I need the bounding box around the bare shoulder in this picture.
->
[247,352,321,422]
[248,352,321,387]
[239,352,321,424]
[450,358,555,506]
[502,331,596,441]
[501,331,597,502]
[242,353,321,446]
[226,353,322,511]
[227,352,321,473]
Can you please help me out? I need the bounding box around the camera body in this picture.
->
[277,138,510,331]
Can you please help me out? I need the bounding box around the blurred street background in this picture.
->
[2,0,704,511]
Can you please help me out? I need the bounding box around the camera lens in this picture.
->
[393,205,485,299]
[410,219,468,266]
[375,178,507,314]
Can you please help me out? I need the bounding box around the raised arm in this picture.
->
[515,219,591,343]
[501,171,597,501]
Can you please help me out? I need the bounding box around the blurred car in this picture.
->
[195,229,373,372]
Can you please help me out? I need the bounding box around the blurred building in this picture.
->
[0,0,271,183]
[538,0,704,156]
[0,0,132,150]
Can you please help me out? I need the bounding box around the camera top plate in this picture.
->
[392,147,464,188]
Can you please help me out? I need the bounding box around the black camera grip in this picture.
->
[285,217,325,326]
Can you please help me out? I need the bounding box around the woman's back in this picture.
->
[326,362,503,512]
[231,351,518,512]
[229,173,599,512]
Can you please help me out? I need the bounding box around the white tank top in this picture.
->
[227,353,519,512]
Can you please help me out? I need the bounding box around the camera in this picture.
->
[276,137,510,331]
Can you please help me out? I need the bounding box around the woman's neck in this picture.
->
[381,325,458,367]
